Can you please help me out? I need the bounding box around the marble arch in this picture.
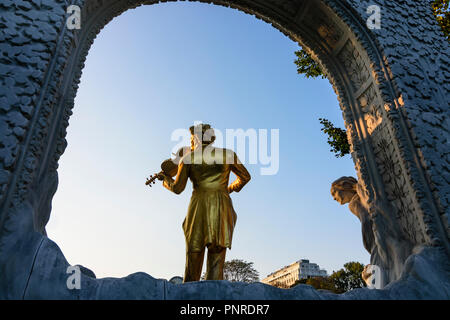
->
[0,0,449,299]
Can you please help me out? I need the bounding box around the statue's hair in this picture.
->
[189,123,216,145]
[331,176,357,192]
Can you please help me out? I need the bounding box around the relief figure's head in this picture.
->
[331,176,358,205]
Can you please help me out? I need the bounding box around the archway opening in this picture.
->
[46,2,369,284]
[4,0,439,299]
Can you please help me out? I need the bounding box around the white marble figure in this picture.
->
[331,176,413,288]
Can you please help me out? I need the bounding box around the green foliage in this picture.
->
[292,277,337,292]
[290,261,366,294]
[294,49,325,79]
[202,259,259,283]
[330,262,367,293]
[319,118,350,158]
[432,0,450,40]
[294,50,350,157]
[223,259,260,283]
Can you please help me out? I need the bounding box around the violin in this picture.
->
[145,146,191,187]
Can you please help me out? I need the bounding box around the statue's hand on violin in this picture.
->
[145,146,190,189]
[146,171,170,187]
[156,172,168,181]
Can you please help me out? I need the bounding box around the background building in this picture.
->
[262,259,327,288]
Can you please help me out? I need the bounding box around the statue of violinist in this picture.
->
[148,124,251,282]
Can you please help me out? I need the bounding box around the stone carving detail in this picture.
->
[373,137,427,245]
[358,84,382,135]
[342,0,450,242]
[266,0,299,16]
[303,7,344,49]
[0,1,69,211]
[357,80,429,246]
[334,27,436,248]
[337,40,370,91]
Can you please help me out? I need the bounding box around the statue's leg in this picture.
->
[183,249,205,282]
[205,246,226,280]
[183,248,205,282]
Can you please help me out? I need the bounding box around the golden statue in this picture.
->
[154,124,251,282]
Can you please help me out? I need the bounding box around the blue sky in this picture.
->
[46,2,370,280]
